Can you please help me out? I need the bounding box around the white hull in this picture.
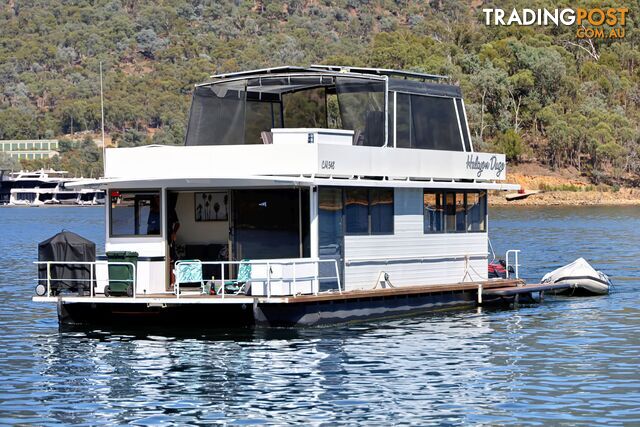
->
[541,258,611,296]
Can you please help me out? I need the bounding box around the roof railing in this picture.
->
[310,64,449,81]
[207,65,448,82]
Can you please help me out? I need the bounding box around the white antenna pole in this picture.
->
[100,61,106,174]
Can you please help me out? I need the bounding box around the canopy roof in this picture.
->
[198,65,462,98]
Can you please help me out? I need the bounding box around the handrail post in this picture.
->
[334,260,342,294]
[267,262,271,299]
[47,262,51,297]
[292,261,296,297]
[132,262,136,299]
[175,261,180,299]
[221,261,225,299]
[90,263,94,298]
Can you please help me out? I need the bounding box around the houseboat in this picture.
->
[5,169,104,206]
[33,66,560,327]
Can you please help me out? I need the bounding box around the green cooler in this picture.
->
[105,251,138,297]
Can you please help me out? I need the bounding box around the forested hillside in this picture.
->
[0,0,638,183]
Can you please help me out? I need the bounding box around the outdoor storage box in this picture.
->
[105,251,138,297]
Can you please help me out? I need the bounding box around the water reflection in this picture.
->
[1,207,640,424]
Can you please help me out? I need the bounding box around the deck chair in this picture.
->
[220,260,252,295]
[174,260,205,294]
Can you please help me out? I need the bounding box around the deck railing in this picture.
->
[34,261,137,298]
[505,250,521,279]
[33,258,341,299]
[174,259,342,299]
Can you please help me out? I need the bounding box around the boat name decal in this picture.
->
[466,155,505,178]
[321,160,335,170]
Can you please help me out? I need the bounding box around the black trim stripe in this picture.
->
[553,275,610,286]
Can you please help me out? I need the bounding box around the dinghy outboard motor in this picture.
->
[36,231,96,296]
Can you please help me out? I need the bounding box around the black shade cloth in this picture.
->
[38,231,96,293]
[335,77,385,147]
[388,79,462,98]
[185,83,247,146]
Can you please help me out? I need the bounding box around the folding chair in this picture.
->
[221,260,252,295]
[174,260,205,295]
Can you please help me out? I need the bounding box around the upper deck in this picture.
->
[104,66,511,188]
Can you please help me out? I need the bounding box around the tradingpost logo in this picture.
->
[482,7,629,39]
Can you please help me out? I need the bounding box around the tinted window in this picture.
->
[395,94,464,151]
[424,190,487,234]
[283,87,327,129]
[370,188,394,234]
[455,192,466,232]
[444,192,456,232]
[466,191,487,232]
[233,189,304,259]
[344,188,369,234]
[335,78,385,147]
[110,191,161,236]
[423,192,443,233]
[319,188,344,291]
[343,187,394,235]
[395,93,411,148]
[185,83,247,146]
[245,100,279,145]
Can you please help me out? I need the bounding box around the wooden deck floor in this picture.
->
[281,279,525,303]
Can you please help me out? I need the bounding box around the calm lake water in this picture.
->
[1,206,639,425]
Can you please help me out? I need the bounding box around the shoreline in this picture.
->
[490,188,640,206]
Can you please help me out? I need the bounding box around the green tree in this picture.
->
[494,129,523,162]
[0,152,20,170]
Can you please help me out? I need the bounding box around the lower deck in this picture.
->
[35,279,566,327]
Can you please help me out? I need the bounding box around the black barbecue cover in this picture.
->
[38,231,96,292]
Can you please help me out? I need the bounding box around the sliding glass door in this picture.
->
[318,188,344,291]
[232,189,309,260]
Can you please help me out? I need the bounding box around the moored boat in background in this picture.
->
[2,169,104,206]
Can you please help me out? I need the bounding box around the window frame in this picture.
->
[423,191,443,233]
[466,190,487,233]
[423,189,487,234]
[344,187,394,236]
[391,91,466,152]
[109,189,162,238]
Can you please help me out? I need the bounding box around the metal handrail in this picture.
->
[34,261,137,298]
[505,250,521,279]
[174,259,341,299]
[345,252,487,265]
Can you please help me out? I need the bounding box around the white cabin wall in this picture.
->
[175,192,228,245]
[104,189,168,294]
[343,188,488,290]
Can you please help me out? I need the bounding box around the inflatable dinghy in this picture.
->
[541,258,611,296]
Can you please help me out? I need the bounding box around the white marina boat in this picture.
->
[32,65,569,327]
[5,169,104,206]
[541,258,612,296]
